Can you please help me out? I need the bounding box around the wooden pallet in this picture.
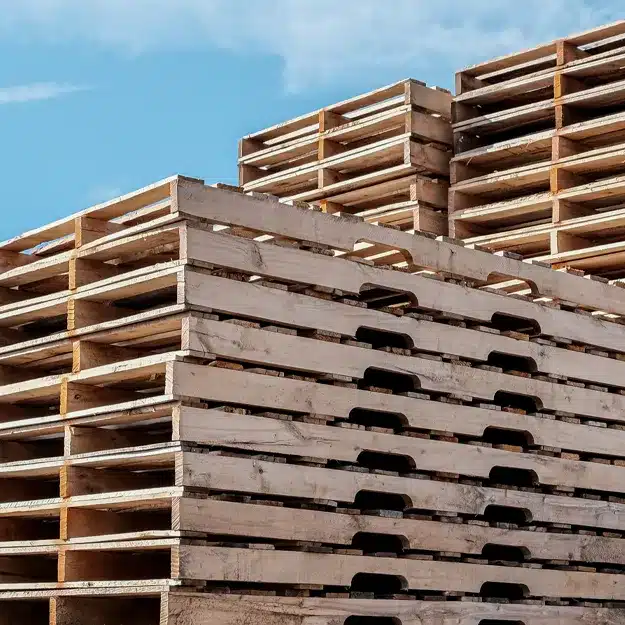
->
[1,590,623,625]
[450,21,625,276]
[13,174,625,317]
[8,177,625,618]
[239,79,451,232]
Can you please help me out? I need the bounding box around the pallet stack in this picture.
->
[5,175,625,622]
[238,79,452,234]
[450,20,625,278]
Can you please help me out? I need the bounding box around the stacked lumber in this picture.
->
[450,20,625,277]
[238,79,452,234]
[6,175,625,623]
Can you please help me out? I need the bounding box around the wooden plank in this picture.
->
[170,363,625,459]
[183,226,625,353]
[242,135,411,194]
[175,180,625,317]
[316,174,449,210]
[177,406,625,494]
[181,452,625,531]
[163,593,625,625]
[452,100,553,136]
[459,21,625,78]
[184,316,625,423]
[0,176,182,254]
[451,160,551,196]
[176,497,625,565]
[183,270,625,389]
[0,353,172,405]
[177,544,625,599]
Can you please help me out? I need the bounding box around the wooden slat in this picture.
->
[177,406,625,494]
[177,545,625,599]
[163,593,625,625]
[176,497,625,565]
[175,179,625,317]
[181,452,625,531]
[184,316,625,423]
[170,363,625,459]
[183,270,625,389]
[183,226,625,353]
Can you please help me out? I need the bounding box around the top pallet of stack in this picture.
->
[238,79,452,234]
[7,174,625,326]
[450,21,625,274]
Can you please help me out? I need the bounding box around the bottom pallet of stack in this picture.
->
[3,588,625,625]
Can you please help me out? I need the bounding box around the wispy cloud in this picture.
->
[0,82,86,104]
[0,1,620,91]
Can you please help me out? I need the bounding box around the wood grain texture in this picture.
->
[174,178,625,317]
[181,452,625,531]
[184,317,625,422]
[164,593,625,625]
[177,406,625,494]
[176,545,625,599]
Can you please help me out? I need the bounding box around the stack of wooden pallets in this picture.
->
[7,176,625,623]
[238,79,452,234]
[450,20,625,278]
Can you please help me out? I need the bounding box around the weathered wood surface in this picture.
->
[163,593,625,625]
[178,407,625,493]
[170,363,625,458]
[176,545,625,599]
[176,497,625,564]
[174,178,625,316]
[184,270,625,388]
[183,317,625,422]
[181,452,625,531]
[183,225,625,353]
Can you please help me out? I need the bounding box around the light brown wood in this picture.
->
[182,225,625,353]
[183,316,625,423]
[183,269,625,388]
[176,544,625,599]
[176,406,625,493]
[174,178,625,316]
[163,593,625,625]
[181,452,625,531]
[176,497,625,565]
[169,362,625,458]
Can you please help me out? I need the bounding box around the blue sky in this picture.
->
[0,0,618,239]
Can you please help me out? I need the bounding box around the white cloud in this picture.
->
[0,82,85,104]
[0,0,620,91]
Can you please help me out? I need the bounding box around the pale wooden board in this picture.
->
[240,106,451,170]
[177,544,625,599]
[164,593,625,625]
[176,407,625,494]
[174,179,625,317]
[0,176,181,253]
[0,351,177,404]
[176,497,625,565]
[459,20,625,78]
[183,225,625,352]
[242,79,408,143]
[181,452,625,531]
[183,270,625,389]
[242,135,449,197]
[184,317,625,423]
[170,362,625,458]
